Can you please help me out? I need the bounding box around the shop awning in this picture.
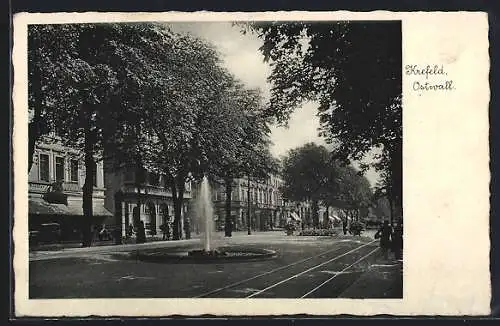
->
[29,197,113,217]
[328,215,342,222]
[290,212,301,222]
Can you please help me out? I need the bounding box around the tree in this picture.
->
[28,25,84,173]
[280,143,337,228]
[29,23,175,246]
[334,166,373,222]
[206,81,278,236]
[118,31,245,240]
[281,143,373,228]
[241,21,402,217]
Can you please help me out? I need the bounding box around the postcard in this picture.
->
[12,11,490,316]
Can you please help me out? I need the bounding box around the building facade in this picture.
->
[210,175,307,231]
[104,165,192,239]
[28,137,113,241]
[209,175,346,231]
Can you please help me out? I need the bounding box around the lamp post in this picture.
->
[381,188,393,226]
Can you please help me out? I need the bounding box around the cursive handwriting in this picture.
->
[406,64,455,94]
[413,80,454,91]
[405,64,446,79]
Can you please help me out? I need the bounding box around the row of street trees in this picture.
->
[28,23,274,245]
[280,143,372,228]
[241,21,402,222]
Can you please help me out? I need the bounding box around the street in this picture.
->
[29,230,403,299]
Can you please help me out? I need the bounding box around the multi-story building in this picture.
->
[210,175,301,231]
[28,136,113,241]
[28,136,342,244]
[209,174,346,231]
[103,165,192,239]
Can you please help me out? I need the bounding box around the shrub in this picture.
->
[298,229,338,236]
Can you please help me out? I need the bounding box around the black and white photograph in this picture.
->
[26,19,402,300]
[13,11,490,317]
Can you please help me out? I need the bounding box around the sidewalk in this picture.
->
[339,251,403,298]
[29,229,380,262]
[28,231,285,259]
[30,229,375,251]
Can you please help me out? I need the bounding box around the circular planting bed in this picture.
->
[119,246,277,264]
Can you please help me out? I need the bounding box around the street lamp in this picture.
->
[380,188,393,225]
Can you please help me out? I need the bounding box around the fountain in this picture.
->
[201,176,212,251]
[187,176,225,257]
[118,176,277,263]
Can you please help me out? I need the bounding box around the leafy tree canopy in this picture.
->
[241,21,402,208]
[281,142,373,215]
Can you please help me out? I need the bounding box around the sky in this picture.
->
[167,22,380,187]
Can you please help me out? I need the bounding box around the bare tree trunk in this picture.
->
[135,163,143,227]
[114,191,123,244]
[82,122,94,247]
[389,197,394,225]
[325,205,330,228]
[171,177,186,240]
[181,185,190,239]
[247,175,251,235]
[171,182,180,240]
[28,120,42,173]
[224,177,233,237]
[312,199,319,228]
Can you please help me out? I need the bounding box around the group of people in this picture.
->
[126,221,172,244]
[375,220,403,261]
[127,221,147,243]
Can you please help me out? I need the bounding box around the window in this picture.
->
[55,157,65,182]
[70,160,79,182]
[124,169,134,182]
[39,154,50,182]
[149,172,160,186]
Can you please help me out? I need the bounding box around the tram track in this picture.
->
[300,246,380,298]
[247,244,379,298]
[197,239,378,298]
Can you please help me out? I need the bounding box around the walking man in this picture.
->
[375,220,392,260]
[392,220,403,260]
[136,221,146,244]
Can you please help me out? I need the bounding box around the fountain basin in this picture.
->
[120,246,277,264]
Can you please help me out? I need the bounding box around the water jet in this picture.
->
[124,176,277,263]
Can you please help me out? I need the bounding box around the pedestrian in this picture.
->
[127,223,132,237]
[166,221,171,240]
[136,221,146,244]
[112,226,122,245]
[392,221,403,260]
[99,224,109,241]
[160,223,168,240]
[375,220,392,260]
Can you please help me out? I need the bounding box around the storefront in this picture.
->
[29,197,113,243]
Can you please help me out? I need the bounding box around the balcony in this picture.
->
[29,181,105,197]
[62,182,82,193]
[121,183,192,199]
